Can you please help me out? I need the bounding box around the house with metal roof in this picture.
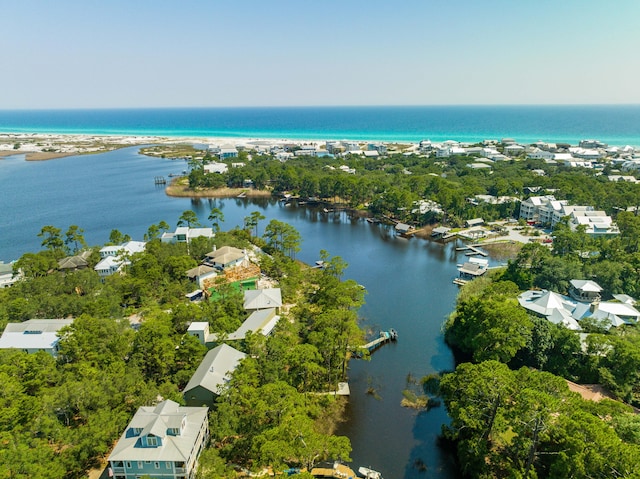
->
[569,280,603,303]
[243,288,282,313]
[228,308,280,341]
[108,400,209,479]
[0,318,74,355]
[95,241,146,278]
[182,344,246,407]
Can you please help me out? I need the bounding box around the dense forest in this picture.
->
[440,220,640,477]
[0,217,364,478]
[182,148,640,226]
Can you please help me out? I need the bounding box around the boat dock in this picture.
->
[154,176,166,185]
[456,244,487,256]
[361,329,398,353]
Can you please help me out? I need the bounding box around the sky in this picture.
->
[2,0,640,109]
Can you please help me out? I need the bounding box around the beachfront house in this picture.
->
[182,344,247,407]
[0,318,73,355]
[108,400,209,479]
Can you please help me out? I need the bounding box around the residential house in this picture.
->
[182,344,246,407]
[94,241,146,278]
[228,308,280,341]
[504,144,525,156]
[203,246,247,270]
[569,280,603,303]
[0,319,74,355]
[58,250,92,272]
[161,227,215,244]
[568,210,619,238]
[203,162,228,174]
[518,283,640,330]
[108,400,209,479]
[185,265,217,289]
[187,322,214,347]
[465,218,484,228]
[243,288,282,313]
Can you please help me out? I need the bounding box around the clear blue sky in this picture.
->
[2,0,639,108]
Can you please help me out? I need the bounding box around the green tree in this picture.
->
[177,209,201,228]
[64,225,87,253]
[208,207,225,233]
[38,225,65,254]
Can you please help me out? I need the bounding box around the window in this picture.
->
[147,436,158,446]
[126,462,131,469]
[166,462,172,469]
[137,461,143,469]
[154,462,160,469]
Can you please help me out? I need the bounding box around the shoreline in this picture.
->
[1,131,638,163]
[165,178,273,199]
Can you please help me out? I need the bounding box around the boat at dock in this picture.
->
[358,466,383,479]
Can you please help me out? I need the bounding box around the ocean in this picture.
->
[0,105,639,145]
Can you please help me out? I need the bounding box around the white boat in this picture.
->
[358,466,383,479]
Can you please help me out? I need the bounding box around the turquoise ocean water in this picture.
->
[0,105,639,145]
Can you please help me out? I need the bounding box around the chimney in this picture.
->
[590,301,600,313]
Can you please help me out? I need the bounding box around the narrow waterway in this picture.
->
[0,148,461,478]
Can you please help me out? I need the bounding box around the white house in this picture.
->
[161,227,215,244]
[95,241,146,277]
[203,162,228,174]
[0,319,74,355]
[0,261,22,288]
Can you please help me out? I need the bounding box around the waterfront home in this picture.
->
[228,308,280,341]
[203,161,228,174]
[243,288,282,313]
[0,318,73,355]
[108,400,209,479]
[465,218,484,228]
[517,290,581,330]
[569,280,603,303]
[203,246,247,270]
[161,227,215,244]
[395,223,411,234]
[182,344,247,407]
[185,265,217,289]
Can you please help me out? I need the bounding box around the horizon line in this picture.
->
[1,103,640,112]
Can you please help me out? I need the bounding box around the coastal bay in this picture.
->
[0,145,460,478]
